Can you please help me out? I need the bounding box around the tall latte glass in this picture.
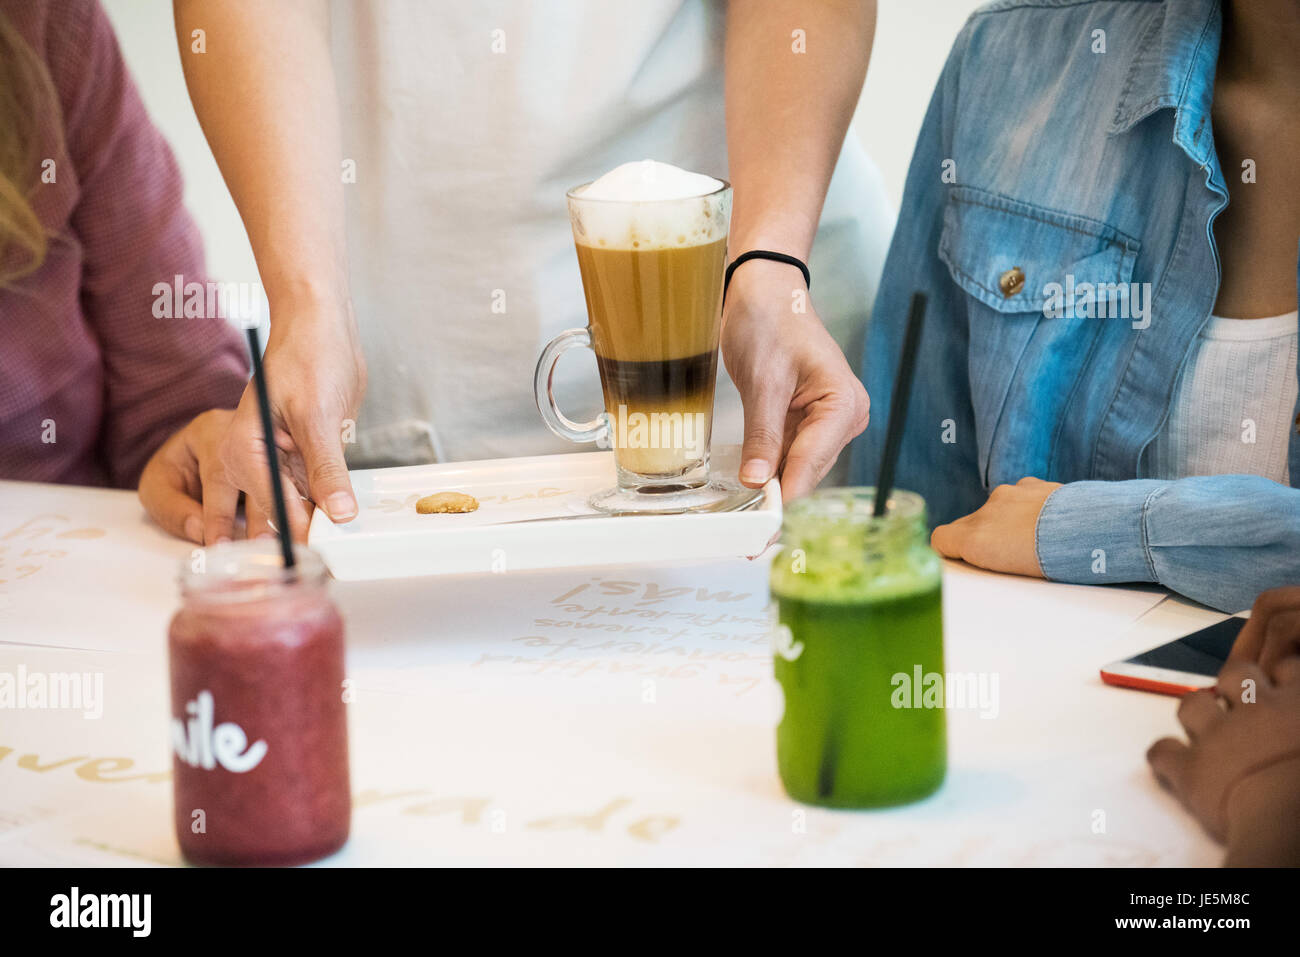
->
[535,162,737,513]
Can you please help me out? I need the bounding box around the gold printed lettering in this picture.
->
[354,788,431,809]
[17,753,88,772]
[526,797,632,832]
[627,815,680,843]
[75,757,135,781]
[403,797,491,824]
[75,758,170,782]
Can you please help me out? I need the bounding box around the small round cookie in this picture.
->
[416,491,480,514]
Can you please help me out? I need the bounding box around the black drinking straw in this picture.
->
[872,292,928,517]
[245,327,296,570]
[815,291,928,802]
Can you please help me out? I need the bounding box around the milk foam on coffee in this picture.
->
[572,160,729,251]
[581,160,723,202]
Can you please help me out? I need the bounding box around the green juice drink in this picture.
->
[770,488,945,808]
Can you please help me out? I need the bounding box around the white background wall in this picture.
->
[101,0,983,285]
[855,1,980,206]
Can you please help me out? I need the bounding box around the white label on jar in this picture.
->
[170,690,268,773]
[771,622,804,662]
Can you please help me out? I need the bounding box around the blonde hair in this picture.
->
[0,11,56,286]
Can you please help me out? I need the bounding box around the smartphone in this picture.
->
[1100,616,1248,696]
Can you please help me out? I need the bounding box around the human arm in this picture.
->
[721,0,875,499]
[138,409,238,544]
[1147,655,1300,866]
[173,0,363,539]
[932,474,1300,613]
[1229,585,1300,676]
[62,1,247,490]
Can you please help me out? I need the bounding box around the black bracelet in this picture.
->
[723,250,811,305]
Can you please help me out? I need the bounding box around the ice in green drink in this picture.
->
[770,488,945,808]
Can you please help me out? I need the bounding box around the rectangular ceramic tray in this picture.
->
[307,450,782,581]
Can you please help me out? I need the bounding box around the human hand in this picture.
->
[1147,657,1300,864]
[138,408,240,544]
[930,477,1061,578]
[1228,585,1300,679]
[721,261,869,501]
[220,296,366,541]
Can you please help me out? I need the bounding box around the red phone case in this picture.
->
[1099,668,1210,697]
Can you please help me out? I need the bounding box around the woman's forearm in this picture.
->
[1036,475,1300,612]
[172,0,348,325]
[723,0,876,259]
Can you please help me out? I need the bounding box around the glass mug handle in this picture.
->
[534,328,609,444]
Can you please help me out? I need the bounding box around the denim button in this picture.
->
[998,267,1025,297]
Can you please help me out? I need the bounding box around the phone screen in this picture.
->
[1124,617,1246,677]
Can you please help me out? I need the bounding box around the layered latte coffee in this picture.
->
[568,161,730,481]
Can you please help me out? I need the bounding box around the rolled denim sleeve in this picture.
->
[1036,475,1300,613]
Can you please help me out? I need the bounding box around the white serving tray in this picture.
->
[307,450,782,581]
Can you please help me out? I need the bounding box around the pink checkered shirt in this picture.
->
[0,0,248,489]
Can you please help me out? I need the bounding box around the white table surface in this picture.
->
[0,478,1227,866]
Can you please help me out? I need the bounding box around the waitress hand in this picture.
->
[218,295,366,542]
[721,260,869,501]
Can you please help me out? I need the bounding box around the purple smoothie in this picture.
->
[168,542,350,866]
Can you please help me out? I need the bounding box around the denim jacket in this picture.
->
[850,0,1300,613]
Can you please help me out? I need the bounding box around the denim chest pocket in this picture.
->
[937,186,1140,483]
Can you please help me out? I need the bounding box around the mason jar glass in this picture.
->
[769,488,945,807]
[168,540,350,865]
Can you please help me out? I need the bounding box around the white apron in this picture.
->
[329,0,895,474]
